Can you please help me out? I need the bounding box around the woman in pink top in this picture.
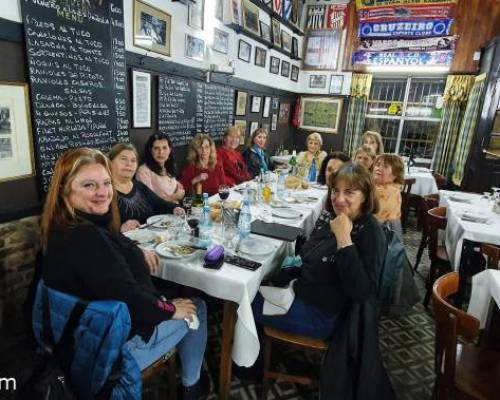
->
[136,133,185,204]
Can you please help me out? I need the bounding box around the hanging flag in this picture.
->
[359,19,453,38]
[355,0,457,10]
[326,4,348,30]
[273,0,283,17]
[358,4,454,22]
[358,35,457,51]
[353,50,454,66]
[306,5,325,30]
[282,0,292,21]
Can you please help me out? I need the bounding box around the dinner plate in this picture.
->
[123,229,158,245]
[239,237,275,257]
[271,208,302,219]
[460,211,490,224]
[448,194,472,203]
[155,241,200,259]
[293,193,319,203]
[147,214,179,229]
[311,183,328,190]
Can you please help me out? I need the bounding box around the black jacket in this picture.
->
[242,148,271,178]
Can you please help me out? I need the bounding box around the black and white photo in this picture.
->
[238,39,251,62]
[249,121,259,134]
[263,96,271,117]
[134,0,171,56]
[132,70,151,128]
[271,114,278,131]
[212,28,229,54]
[185,34,205,61]
[270,56,280,74]
[292,37,299,58]
[188,0,205,30]
[251,96,262,113]
[281,31,292,52]
[291,65,299,82]
[260,21,271,42]
[329,75,344,94]
[272,19,281,47]
[242,0,260,36]
[255,47,267,67]
[281,60,290,78]
[309,74,327,89]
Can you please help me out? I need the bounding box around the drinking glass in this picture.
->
[186,209,200,239]
[218,184,230,203]
[182,195,194,213]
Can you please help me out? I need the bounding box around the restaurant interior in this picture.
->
[0,0,500,399]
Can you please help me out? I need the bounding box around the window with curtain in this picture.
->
[364,77,446,160]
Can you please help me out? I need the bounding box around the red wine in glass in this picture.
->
[219,191,230,201]
[187,218,199,237]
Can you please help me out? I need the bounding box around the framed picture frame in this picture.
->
[132,70,151,128]
[234,119,247,145]
[255,47,267,67]
[188,0,205,30]
[251,96,262,113]
[235,91,247,116]
[212,28,229,54]
[281,60,290,78]
[299,97,343,133]
[238,39,251,62]
[309,74,327,89]
[271,114,278,131]
[329,75,344,95]
[270,56,280,74]
[263,97,272,118]
[303,30,342,70]
[271,19,281,47]
[281,31,292,52]
[185,34,205,61]
[272,97,279,110]
[279,103,290,123]
[260,21,271,42]
[249,121,259,135]
[242,0,260,36]
[291,37,299,58]
[291,65,299,82]
[133,0,172,57]
[0,82,34,182]
[262,122,270,132]
[215,0,223,20]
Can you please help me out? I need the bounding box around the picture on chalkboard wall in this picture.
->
[134,0,171,56]
[271,114,278,131]
[272,19,281,47]
[279,103,290,124]
[235,91,247,116]
[291,65,299,82]
[212,28,229,54]
[255,47,267,67]
[249,121,259,135]
[185,34,205,61]
[281,61,290,78]
[0,83,34,182]
[260,21,271,42]
[132,70,151,128]
[238,40,251,63]
[272,97,279,110]
[270,56,280,74]
[242,0,260,36]
[234,119,247,145]
[263,96,271,118]
[188,0,205,30]
[262,122,270,132]
[251,96,262,113]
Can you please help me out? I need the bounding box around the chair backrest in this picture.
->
[433,173,446,190]
[481,244,500,269]
[420,194,439,234]
[402,178,416,195]
[427,207,447,261]
[432,272,480,395]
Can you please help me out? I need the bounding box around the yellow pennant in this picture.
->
[355,0,457,10]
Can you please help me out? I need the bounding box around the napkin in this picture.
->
[259,280,296,316]
[184,313,200,330]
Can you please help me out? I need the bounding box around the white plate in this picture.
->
[293,194,319,203]
[311,183,328,190]
[461,211,489,224]
[147,214,178,229]
[155,241,200,259]
[448,194,472,203]
[239,238,275,256]
[123,229,158,245]
[271,208,302,219]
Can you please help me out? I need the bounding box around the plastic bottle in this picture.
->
[238,186,252,240]
[308,158,317,182]
[277,169,286,198]
[199,193,212,246]
[289,150,297,175]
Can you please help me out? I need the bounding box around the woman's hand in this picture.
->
[120,219,141,232]
[330,213,353,248]
[174,183,186,201]
[171,298,197,320]
[173,207,185,216]
[192,173,209,185]
[143,249,160,275]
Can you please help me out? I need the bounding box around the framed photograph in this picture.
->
[281,31,292,52]
[291,0,299,25]
[291,37,299,58]
[234,119,247,145]
[270,56,280,74]
[188,0,205,30]
[329,75,344,94]
[133,0,171,57]
[0,83,34,182]
[304,30,342,70]
[299,97,343,133]
[251,96,262,113]
[242,0,260,36]
[225,0,241,25]
[309,75,327,89]
[271,114,278,131]
[281,60,290,78]
[235,91,247,116]
[272,19,281,47]
[263,96,271,118]
[212,28,229,54]
[215,0,223,20]
[255,47,267,67]
[249,121,259,135]
[132,70,151,128]
[272,97,279,110]
[238,39,251,62]
[291,65,299,82]
[262,122,270,132]
[185,34,205,61]
[279,103,290,123]
[260,21,271,42]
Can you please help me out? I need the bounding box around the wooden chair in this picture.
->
[481,244,500,269]
[414,194,440,272]
[423,206,451,308]
[432,272,500,400]
[260,327,328,400]
[433,172,447,190]
[401,178,416,232]
[142,350,177,400]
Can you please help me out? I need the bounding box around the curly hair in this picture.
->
[186,133,217,170]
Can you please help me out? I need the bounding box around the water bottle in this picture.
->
[277,170,286,198]
[199,193,212,246]
[308,159,317,182]
[238,187,252,240]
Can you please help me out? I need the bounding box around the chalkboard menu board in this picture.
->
[21,0,129,190]
[158,75,234,146]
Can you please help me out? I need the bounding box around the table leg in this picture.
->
[219,300,237,400]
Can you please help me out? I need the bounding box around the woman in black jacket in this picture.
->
[242,128,271,177]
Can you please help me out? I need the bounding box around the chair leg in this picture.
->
[260,336,272,400]
[168,355,177,400]
[414,234,428,272]
[423,262,436,308]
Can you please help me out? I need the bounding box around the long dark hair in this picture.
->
[143,133,177,177]
[318,151,350,185]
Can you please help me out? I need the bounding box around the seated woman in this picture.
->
[136,133,185,203]
[373,153,405,238]
[353,145,376,171]
[252,162,386,340]
[297,132,327,175]
[180,133,227,196]
[216,126,251,186]
[362,130,384,156]
[243,128,271,178]
[109,143,184,232]
[40,148,207,400]
[317,151,350,186]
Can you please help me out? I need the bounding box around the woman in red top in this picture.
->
[180,133,227,195]
[216,126,251,186]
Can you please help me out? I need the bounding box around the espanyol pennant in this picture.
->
[358,4,454,22]
[359,19,453,38]
[353,50,454,66]
[273,0,283,16]
[282,0,292,21]
[358,36,457,51]
[356,0,457,10]
[326,4,347,30]
[306,5,325,30]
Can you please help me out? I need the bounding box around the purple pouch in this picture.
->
[203,245,224,269]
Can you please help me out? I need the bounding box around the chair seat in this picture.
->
[264,327,328,351]
[455,343,500,400]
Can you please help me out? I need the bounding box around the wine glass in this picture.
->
[218,184,230,202]
[182,195,194,213]
[186,209,200,240]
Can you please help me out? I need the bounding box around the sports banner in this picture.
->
[282,0,292,21]
[326,4,348,30]
[359,19,453,38]
[273,0,282,16]
[358,35,457,51]
[306,5,325,30]
[356,0,457,10]
[358,4,454,22]
[353,50,454,66]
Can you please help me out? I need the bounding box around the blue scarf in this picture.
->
[253,145,268,172]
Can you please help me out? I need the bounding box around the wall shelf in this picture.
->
[247,0,305,36]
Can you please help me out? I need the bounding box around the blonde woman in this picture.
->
[354,145,377,171]
[180,133,227,195]
[297,132,327,173]
[362,131,384,156]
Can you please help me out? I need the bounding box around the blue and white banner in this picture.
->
[358,4,454,22]
[282,0,292,21]
[353,50,454,66]
[358,36,457,51]
[359,19,453,38]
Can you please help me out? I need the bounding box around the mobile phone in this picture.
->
[224,254,262,271]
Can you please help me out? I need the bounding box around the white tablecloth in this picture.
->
[271,155,292,164]
[155,185,328,366]
[468,269,500,329]
[440,190,500,270]
[406,167,438,196]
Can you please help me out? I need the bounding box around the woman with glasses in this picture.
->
[136,133,185,203]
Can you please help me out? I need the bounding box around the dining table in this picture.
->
[405,166,439,196]
[468,268,500,329]
[149,179,329,399]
